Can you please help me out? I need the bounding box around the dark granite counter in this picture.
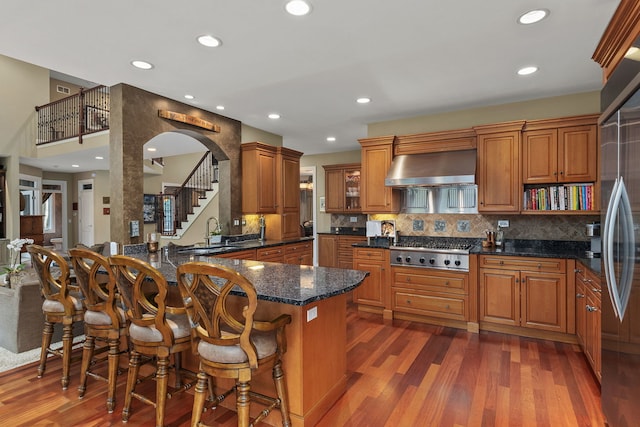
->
[159,236,315,257]
[128,250,368,306]
[317,227,366,236]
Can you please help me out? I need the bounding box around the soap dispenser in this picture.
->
[495,225,504,247]
[259,215,266,241]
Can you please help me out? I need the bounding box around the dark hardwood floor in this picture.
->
[0,304,604,426]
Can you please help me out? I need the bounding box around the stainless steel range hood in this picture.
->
[384,149,476,187]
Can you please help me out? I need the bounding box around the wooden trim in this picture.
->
[358,135,396,147]
[479,321,578,344]
[158,109,221,132]
[473,120,526,135]
[523,114,599,131]
[394,128,477,155]
[593,0,640,80]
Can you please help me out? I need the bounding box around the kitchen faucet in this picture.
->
[206,216,220,244]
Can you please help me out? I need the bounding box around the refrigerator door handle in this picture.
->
[617,178,635,319]
[603,177,620,319]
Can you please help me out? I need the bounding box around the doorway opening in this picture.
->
[300,166,317,265]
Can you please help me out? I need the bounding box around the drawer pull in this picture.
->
[406,300,411,304]
[445,305,450,310]
[445,281,450,286]
[592,288,601,293]
[576,293,585,298]
[574,269,583,273]
[499,260,504,265]
[406,277,411,283]
[586,305,598,313]
[537,263,542,269]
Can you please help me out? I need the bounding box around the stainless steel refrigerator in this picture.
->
[600,36,640,427]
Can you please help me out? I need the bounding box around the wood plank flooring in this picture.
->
[0,304,604,426]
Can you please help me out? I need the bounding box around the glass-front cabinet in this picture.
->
[323,163,361,213]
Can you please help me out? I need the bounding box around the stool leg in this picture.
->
[236,379,251,427]
[106,336,120,413]
[155,356,169,427]
[38,321,54,378]
[78,334,96,398]
[122,351,140,423]
[174,352,183,388]
[61,322,73,390]
[273,360,291,427]
[191,371,208,427]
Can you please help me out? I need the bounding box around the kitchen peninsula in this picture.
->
[128,248,368,427]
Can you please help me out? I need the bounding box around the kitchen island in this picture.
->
[128,249,368,427]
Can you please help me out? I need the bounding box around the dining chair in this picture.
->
[69,247,127,413]
[176,261,292,427]
[27,244,84,390]
[109,254,194,426]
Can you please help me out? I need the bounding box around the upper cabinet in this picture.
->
[358,136,399,213]
[523,115,598,184]
[323,163,361,213]
[475,121,525,213]
[241,142,277,214]
[267,146,303,240]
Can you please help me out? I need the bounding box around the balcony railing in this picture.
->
[35,85,110,145]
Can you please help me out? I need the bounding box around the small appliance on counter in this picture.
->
[585,222,600,258]
[366,220,396,245]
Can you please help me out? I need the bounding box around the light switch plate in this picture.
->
[350,216,357,223]
[307,306,318,322]
[498,220,510,228]
[129,220,140,237]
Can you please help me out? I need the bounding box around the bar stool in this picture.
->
[109,255,194,426]
[69,247,127,413]
[28,244,85,390]
[176,261,292,427]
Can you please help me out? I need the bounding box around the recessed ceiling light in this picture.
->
[216,105,225,110]
[95,156,104,160]
[518,9,549,25]
[197,35,222,47]
[517,66,538,76]
[184,94,194,100]
[71,164,79,168]
[131,60,154,70]
[285,0,312,16]
[356,97,371,104]
[268,113,281,119]
[147,147,157,152]
[625,46,640,60]
[326,137,336,142]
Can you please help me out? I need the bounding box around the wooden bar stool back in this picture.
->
[69,247,126,413]
[27,244,84,390]
[176,261,292,427]
[109,255,193,427]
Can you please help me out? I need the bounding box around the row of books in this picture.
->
[523,183,595,211]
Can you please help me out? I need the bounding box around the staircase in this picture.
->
[157,151,220,236]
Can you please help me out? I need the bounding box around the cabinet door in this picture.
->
[522,129,558,184]
[521,271,567,333]
[477,130,521,212]
[479,268,519,326]
[558,125,597,183]
[353,256,385,307]
[242,145,277,213]
[360,138,398,213]
[585,289,601,378]
[318,235,338,267]
[325,169,345,212]
[280,154,300,213]
[575,272,587,347]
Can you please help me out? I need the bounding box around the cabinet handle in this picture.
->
[515,278,519,283]
[586,305,598,312]
[560,171,564,175]
[499,260,504,265]
[445,305,450,310]
[592,288,601,293]
[537,263,542,269]
[405,277,411,283]
[574,269,583,273]
[522,278,526,284]
[576,293,585,298]
[406,300,411,304]
[445,281,450,286]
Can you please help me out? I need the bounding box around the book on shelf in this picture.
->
[523,183,594,211]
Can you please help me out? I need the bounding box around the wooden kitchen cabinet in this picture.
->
[323,163,361,213]
[241,142,277,214]
[256,246,285,263]
[318,234,366,268]
[475,121,525,212]
[523,115,598,184]
[214,249,257,260]
[358,136,399,213]
[353,247,388,312]
[283,240,313,265]
[479,255,568,335]
[576,261,602,380]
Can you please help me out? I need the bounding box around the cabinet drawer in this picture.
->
[479,255,565,273]
[392,290,467,320]
[353,247,385,261]
[583,266,601,296]
[284,241,312,254]
[213,249,256,260]
[256,247,284,262]
[392,267,467,294]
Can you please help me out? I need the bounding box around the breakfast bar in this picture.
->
[128,249,368,427]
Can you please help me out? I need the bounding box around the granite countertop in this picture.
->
[128,251,368,306]
[317,227,366,236]
[166,236,315,256]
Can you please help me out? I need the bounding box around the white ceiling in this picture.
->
[2,0,620,173]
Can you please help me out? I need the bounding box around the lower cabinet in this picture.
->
[352,247,388,311]
[391,266,469,323]
[213,241,313,266]
[318,234,366,268]
[479,255,568,334]
[283,240,313,265]
[575,261,601,381]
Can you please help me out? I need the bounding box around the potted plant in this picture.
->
[3,238,34,287]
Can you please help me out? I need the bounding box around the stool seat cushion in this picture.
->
[197,330,277,364]
[129,312,191,342]
[84,306,126,326]
[42,295,84,314]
